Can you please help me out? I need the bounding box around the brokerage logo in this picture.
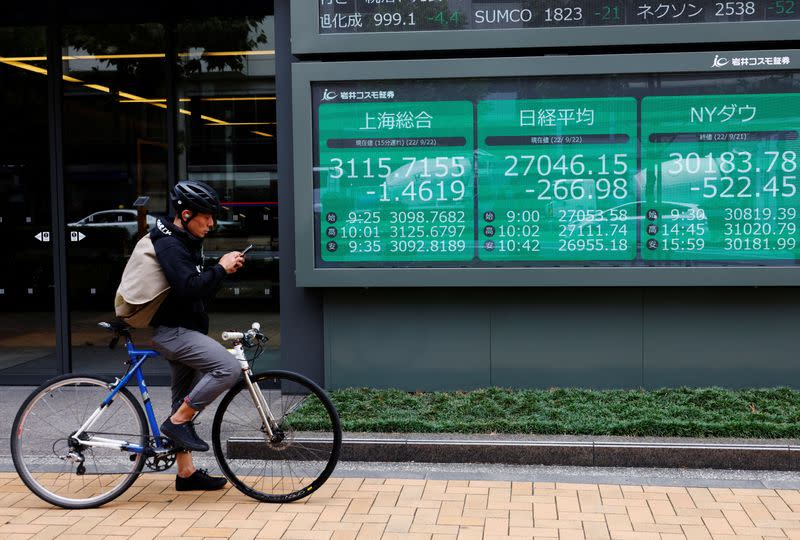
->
[320,88,397,103]
[712,53,791,69]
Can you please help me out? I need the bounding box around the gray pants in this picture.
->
[152,326,241,414]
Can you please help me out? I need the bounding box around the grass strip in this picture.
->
[306,387,800,438]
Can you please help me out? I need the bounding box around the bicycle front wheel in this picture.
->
[212,370,342,503]
[10,375,147,509]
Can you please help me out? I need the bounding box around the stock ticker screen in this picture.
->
[318,1,800,33]
[312,69,800,268]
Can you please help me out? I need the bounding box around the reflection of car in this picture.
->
[569,201,708,256]
[214,219,244,234]
[69,209,241,237]
[68,210,157,239]
[573,201,706,228]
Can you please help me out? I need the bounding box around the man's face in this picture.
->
[186,212,215,238]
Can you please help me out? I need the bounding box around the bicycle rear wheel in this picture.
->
[212,370,342,503]
[11,374,147,509]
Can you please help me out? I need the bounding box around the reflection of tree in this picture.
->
[63,23,167,82]
[61,17,268,79]
[177,17,268,74]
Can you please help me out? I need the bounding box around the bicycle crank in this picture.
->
[145,437,177,471]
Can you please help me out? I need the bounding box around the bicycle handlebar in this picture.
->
[221,322,268,346]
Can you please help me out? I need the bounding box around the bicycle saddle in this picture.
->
[98,320,133,333]
[98,320,133,348]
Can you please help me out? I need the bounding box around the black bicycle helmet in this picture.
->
[170,180,221,216]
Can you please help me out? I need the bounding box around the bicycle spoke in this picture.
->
[39,396,72,430]
[12,376,147,509]
[213,372,341,503]
[223,405,255,427]
[218,418,257,430]
[73,385,83,430]
[95,400,127,433]
[78,385,94,431]
[27,410,65,434]
[291,442,330,461]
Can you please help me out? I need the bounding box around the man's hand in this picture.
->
[218,251,245,274]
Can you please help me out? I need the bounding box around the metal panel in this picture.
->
[293,49,800,287]
[490,289,644,389]
[324,286,800,391]
[642,288,800,388]
[47,21,70,374]
[324,289,490,390]
[291,3,800,55]
[277,1,325,384]
[166,23,177,192]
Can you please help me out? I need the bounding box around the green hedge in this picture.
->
[303,387,800,437]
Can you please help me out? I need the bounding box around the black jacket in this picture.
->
[149,218,226,334]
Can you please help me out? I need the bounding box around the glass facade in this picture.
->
[0,27,57,380]
[175,16,280,360]
[0,7,278,384]
[63,22,170,376]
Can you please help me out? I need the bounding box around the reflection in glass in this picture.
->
[176,16,280,357]
[0,27,57,379]
[62,23,170,377]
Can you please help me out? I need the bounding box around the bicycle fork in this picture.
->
[230,344,279,440]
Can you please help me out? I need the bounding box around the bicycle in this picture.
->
[10,321,342,509]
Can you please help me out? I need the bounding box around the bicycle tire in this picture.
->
[212,370,342,503]
[11,374,148,509]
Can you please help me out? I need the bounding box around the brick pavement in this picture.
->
[2,472,800,539]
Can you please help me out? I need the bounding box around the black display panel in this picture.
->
[312,69,800,269]
[318,0,800,33]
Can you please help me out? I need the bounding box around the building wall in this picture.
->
[287,7,800,392]
[323,287,800,390]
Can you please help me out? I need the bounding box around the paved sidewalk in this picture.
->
[3,471,800,539]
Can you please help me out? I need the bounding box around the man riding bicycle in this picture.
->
[150,180,245,491]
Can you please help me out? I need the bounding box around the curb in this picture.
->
[336,438,800,470]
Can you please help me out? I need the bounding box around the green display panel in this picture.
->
[309,70,800,273]
[318,101,474,262]
[642,94,800,261]
[477,98,638,261]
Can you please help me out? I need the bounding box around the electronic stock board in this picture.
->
[293,51,800,286]
[292,1,800,54]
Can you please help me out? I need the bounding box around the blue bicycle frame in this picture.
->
[70,341,167,456]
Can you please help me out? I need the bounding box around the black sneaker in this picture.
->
[175,468,227,491]
[169,421,204,453]
[160,418,209,452]
[186,421,203,449]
